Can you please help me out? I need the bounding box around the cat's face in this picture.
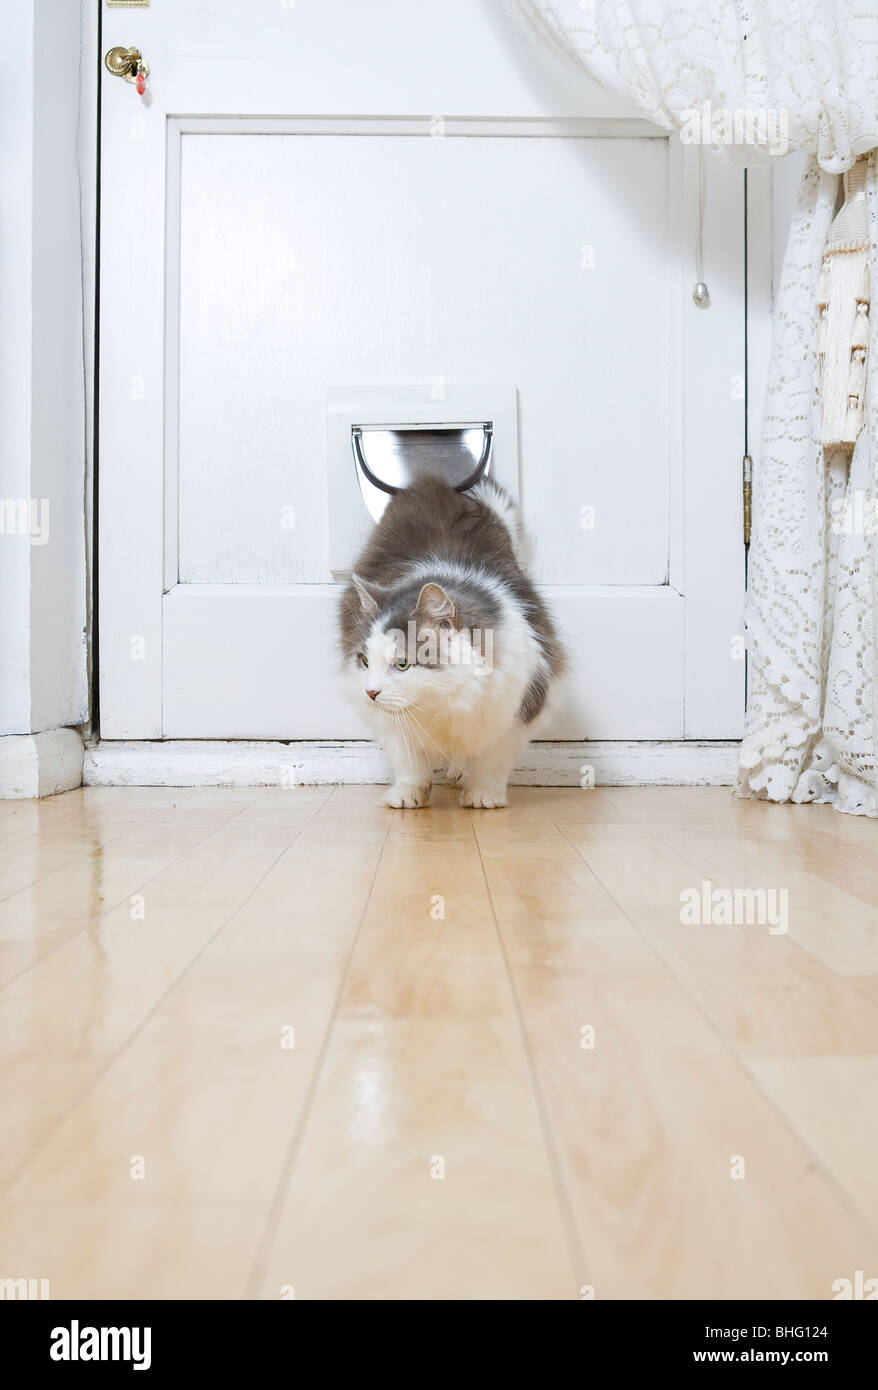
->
[349,578,491,717]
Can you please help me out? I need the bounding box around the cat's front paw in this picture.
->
[460,786,507,809]
[384,783,431,809]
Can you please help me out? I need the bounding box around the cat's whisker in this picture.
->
[405,710,438,785]
[404,705,452,760]
[400,711,422,767]
[402,710,436,777]
[394,710,416,783]
[402,713,421,785]
[392,711,409,783]
[404,706,452,767]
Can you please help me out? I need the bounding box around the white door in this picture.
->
[99,0,745,743]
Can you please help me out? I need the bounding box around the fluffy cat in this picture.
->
[339,475,564,808]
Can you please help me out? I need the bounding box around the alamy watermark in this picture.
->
[0,1276,50,1300]
[832,1270,878,1299]
[680,101,789,157]
[50,1321,151,1371]
[384,623,494,670]
[680,879,789,935]
[0,497,50,545]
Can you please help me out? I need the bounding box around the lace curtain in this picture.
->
[503,0,878,814]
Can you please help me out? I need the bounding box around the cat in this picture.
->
[339,475,565,808]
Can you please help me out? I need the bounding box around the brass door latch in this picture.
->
[105,46,149,93]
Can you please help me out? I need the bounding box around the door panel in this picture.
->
[99,0,745,743]
[162,586,683,740]
[176,129,669,588]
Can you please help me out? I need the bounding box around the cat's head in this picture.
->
[343,574,494,715]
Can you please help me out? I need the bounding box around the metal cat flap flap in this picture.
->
[351,422,493,496]
[328,386,515,570]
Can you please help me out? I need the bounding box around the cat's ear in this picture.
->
[351,572,380,618]
[415,582,459,629]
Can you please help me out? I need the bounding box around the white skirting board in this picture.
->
[0,728,84,799]
[83,739,740,788]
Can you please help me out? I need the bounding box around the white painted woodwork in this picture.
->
[0,728,84,799]
[83,739,738,789]
[174,125,668,587]
[99,0,747,744]
[161,583,682,739]
[1,0,89,742]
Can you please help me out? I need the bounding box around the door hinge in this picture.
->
[742,454,753,547]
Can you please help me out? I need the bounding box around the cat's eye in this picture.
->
[394,658,411,671]
[357,652,368,668]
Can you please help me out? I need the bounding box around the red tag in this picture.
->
[136,71,146,95]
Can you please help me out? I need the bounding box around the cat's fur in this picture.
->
[339,475,564,808]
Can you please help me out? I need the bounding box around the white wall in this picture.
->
[0,0,90,740]
[0,4,36,732]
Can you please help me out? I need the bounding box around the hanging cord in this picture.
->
[693,145,710,307]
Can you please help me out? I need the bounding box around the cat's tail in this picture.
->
[470,477,521,549]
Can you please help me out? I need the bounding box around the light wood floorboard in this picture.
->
[0,785,875,1299]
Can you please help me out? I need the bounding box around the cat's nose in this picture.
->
[366,688,380,701]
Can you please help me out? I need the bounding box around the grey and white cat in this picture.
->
[339,476,564,808]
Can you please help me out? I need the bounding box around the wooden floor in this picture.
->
[1,783,877,1300]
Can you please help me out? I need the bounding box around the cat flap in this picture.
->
[327,385,516,573]
[351,422,493,498]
